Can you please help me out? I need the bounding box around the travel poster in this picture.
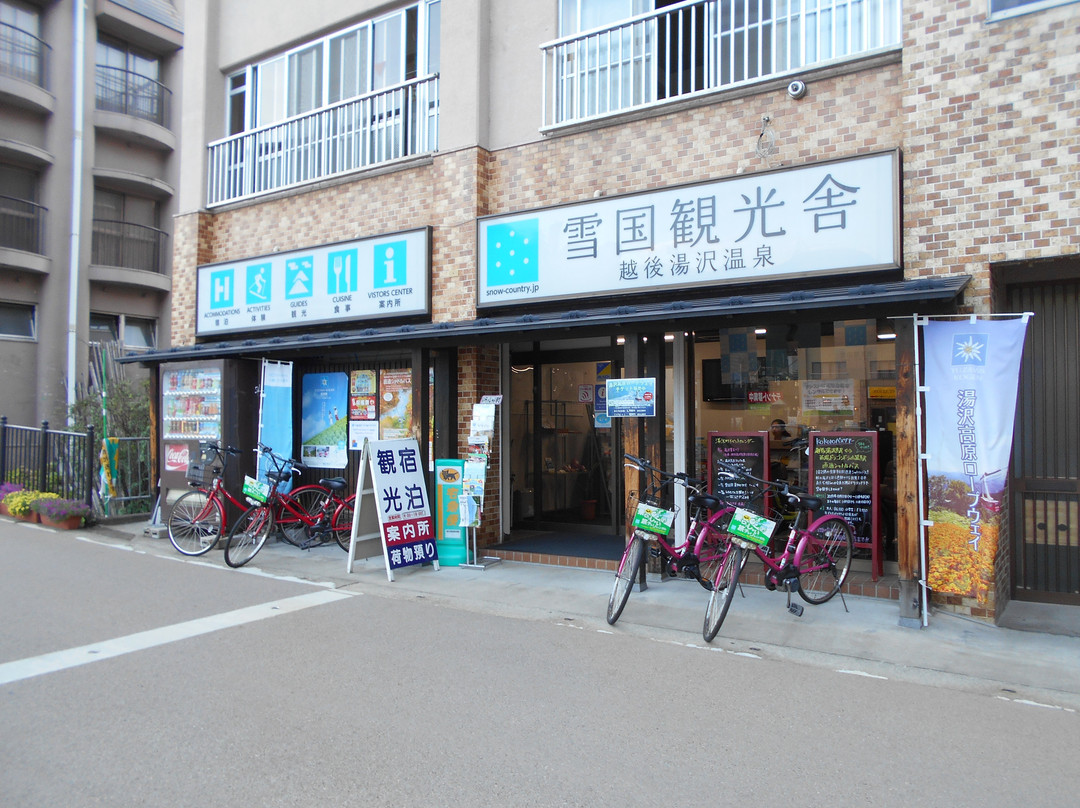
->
[300,372,348,468]
[379,369,413,439]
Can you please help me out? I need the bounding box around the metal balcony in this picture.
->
[0,196,45,254]
[94,64,171,128]
[91,219,168,274]
[0,21,49,88]
[207,74,439,207]
[541,0,901,129]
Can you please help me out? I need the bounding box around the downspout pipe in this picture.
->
[66,0,86,420]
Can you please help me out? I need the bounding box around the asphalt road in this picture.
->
[2,525,1077,807]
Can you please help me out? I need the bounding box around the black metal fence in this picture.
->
[0,417,154,519]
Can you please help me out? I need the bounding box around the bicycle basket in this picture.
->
[727,507,778,547]
[241,476,271,504]
[628,492,678,536]
[185,462,206,485]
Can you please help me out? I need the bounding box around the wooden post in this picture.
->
[895,317,922,626]
[622,332,646,592]
[411,347,431,489]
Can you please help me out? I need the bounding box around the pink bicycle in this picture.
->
[703,459,854,642]
[607,454,736,625]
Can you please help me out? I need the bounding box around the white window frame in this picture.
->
[225,0,440,135]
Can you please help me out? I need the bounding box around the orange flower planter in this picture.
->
[40,515,83,530]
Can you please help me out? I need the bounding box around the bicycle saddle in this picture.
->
[688,494,723,512]
[318,477,349,493]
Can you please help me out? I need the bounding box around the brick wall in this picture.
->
[901,0,1080,313]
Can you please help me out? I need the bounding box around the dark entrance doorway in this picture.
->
[1006,267,1080,605]
[506,344,622,559]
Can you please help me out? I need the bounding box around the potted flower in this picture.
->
[0,482,24,516]
[31,497,91,530]
[4,490,56,523]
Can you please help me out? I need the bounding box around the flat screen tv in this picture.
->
[701,358,746,402]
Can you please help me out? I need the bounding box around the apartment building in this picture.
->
[143,0,1077,623]
[0,0,181,424]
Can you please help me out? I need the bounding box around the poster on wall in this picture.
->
[349,420,379,451]
[802,379,856,416]
[349,369,377,420]
[606,377,656,418]
[922,316,1030,602]
[379,369,413,439]
[595,361,611,429]
[301,372,348,468]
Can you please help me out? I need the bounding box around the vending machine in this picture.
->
[159,358,260,517]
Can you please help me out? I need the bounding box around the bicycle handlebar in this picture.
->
[256,442,307,474]
[200,442,241,458]
[623,454,707,493]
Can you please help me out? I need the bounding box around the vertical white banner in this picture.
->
[258,361,293,492]
[922,316,1030,600]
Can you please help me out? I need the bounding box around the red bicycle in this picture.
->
[224,443,355,568]
[166,442,334,556]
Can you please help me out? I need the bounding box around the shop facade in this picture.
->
[139,0,1079,625]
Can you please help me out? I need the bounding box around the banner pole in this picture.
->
[913,314,930,628]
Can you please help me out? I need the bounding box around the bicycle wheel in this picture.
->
[606,533,646,625]
[167,490,224,556]
[703,543,745,642]
[798,516,854,605]
[331,497,356,551]
[695,508,734,590]
[277,485,331,546]
[225,504,275,568]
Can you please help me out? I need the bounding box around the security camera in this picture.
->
[787,80,807,99]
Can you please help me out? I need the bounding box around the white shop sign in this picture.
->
[197,228,430,335]
[476,151,899,308]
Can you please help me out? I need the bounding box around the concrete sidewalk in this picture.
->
[89,518,1080,710]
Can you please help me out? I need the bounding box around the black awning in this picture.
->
[122,275,970,365]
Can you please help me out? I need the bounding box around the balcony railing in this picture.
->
[0,196,45,254]
[207,74,439,207]
[91,219,168,274]
[0,21,49,88]
[541,0,901,128]
[94,64,171,128]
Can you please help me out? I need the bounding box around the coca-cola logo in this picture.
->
[165,444,190,471]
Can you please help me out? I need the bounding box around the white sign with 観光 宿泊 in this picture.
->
[476,151,899,307]
[367,438,438,581]
[196,228,430,335]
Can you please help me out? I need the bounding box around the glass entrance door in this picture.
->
[509,357,615,530]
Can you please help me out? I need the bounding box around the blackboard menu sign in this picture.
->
[708,432,768,508]
[808,431,878,548]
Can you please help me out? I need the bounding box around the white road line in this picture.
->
[836,669,888,680]
[996,696,1076,712]
[0,590,352,686]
